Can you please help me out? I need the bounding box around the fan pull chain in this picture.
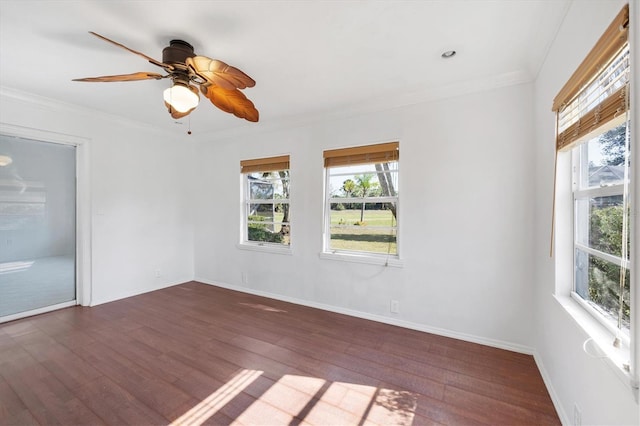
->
[188,114,192,135]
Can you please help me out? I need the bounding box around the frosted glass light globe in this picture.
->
[163,84,199,113]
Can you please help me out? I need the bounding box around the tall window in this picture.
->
[323,142,399,259]
[553,5,631,346]
[573,119,630,338]
[240,155,290,248]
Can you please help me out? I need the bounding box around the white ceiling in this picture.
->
[0,0,570,136]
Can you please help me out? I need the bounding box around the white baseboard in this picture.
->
[194,277,535,356]
[533,351,570,426]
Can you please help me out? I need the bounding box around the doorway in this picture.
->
[0,134,77,322]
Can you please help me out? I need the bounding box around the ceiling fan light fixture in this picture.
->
[163,82,199,113]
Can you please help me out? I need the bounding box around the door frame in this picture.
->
[0,122,91,311]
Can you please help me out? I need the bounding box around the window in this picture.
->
[240,155,290,249]
[552,4,632,367]
[323,142,399,261]
[573,119,630,339]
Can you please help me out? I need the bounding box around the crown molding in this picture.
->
[2,68,532,142]
[0,86,183,137]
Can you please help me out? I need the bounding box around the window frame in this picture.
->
[239,156,292,254]
[321,143,401,266]
[570,118,631,347]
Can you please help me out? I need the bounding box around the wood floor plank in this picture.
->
[4,367,103,426]
[443,385,561,425]
[0,282,559,425]
[412,393,491,426]
[444,370,557,418]
[72,340,194,421]
[344,340,449,384]
[75,376,167,425]
[40,351,103,392]
[382,336,547,395]
[277,334,447,400]
[1,408,40,426]
[0,377,29,424]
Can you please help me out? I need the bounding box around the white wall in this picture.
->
[533,1,639,425]
[194,82,536,351]
[0,91,195,306]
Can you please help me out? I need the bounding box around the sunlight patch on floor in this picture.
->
[303,381,378,424]
[238,302,287,313]
[230,374,417,425]
[170,369,263,426]
[365,388,417,425]
[233,374,325,424]
[305,382,417,425]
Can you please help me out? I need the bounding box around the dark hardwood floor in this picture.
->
[0,281,559,425]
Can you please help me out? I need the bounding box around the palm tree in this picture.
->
[355,174,374,222]
[342,179,356,209]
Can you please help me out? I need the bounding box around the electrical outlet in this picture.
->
[242,272,248,284]
[154,269,161,278]
[573,403,581,426]
[390,300,400,314]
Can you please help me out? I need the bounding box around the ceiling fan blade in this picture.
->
[187,56,255,90]
[201,84,259,122]
[73,72,166,82]
[89,31,173,71]
[164,102,195,119]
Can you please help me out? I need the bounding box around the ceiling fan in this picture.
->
[73,32,259,122]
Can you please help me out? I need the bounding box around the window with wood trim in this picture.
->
[323,142,399,259]
[553,4,632,358]
[240,155,290,248]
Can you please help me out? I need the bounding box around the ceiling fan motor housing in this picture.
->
[162,39,195,65]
